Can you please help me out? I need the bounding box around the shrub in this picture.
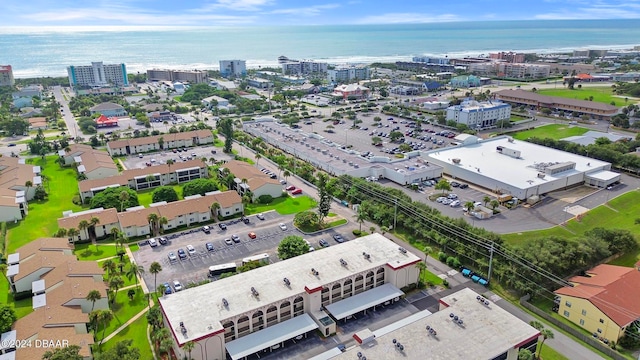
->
[438,252,447,262]
[258,194,273,204]
[352,229,361,236]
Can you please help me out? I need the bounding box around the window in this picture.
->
[563,310,570,317]
[581,309,587,316]
[580,319,585,326]
[599,319,605,324]
[597,328,602,333]
[565,301,571,308]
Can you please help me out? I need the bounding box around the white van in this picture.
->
[149,238,158,247]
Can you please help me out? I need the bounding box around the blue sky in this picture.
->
[2,0,640,26]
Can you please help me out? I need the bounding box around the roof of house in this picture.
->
[57,207,119,231]
[14,327,94,360]
[27,117,47,126]
[0,157,38,191]
[0,188,21,208]
[222,160,280,190]
[555,264,640,327]
[45,276,108,307]
[41,259,104,288]
[89,102,124,111]
[14,304,89,339]
[333,84,369,92]
[13,252,74,281]
[495,89,618,112]
[118,206,160,228]
[107,129,213,150]
[12,237,73,260]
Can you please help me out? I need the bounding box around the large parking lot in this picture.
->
[133,210,354,292]
[121,144,233,170]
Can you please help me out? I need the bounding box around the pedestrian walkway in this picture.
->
[101,298,155,344]
[125,244,150,294]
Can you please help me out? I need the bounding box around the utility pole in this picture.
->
[393,198,398,230]
[487,242,495,282]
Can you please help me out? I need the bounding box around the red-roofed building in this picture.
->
[554,264,640,343]
[95,114,119,128]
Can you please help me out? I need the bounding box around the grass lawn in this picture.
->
[539,344,570,360]
[245,195,317,215]
[7,156,83,253]
[538,87,624,106]
[99,315,153,360]
[512,124,590,141]
[75,243,120,261]
[0,275,33,318]
[98,255,138,288]
[129,243,140,252]
[137,185,183,207]
[510,114,529,121]
[421,269,444,286]
[96,286,147,341]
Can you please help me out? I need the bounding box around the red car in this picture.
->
[291,189,303,195]
[248,232,257,239]
[285,185,296,191]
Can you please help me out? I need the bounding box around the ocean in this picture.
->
[1,19,639,78]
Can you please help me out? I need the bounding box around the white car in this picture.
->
[173,280,183,292]
[279,223,287,231]
[149,238,158,247]
[447,193,458,200]
[436,197,446,203]
[450,200,460,207]
[186,244,196,255]
[442,198,453,205]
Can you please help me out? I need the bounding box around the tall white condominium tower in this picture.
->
[67,62,128,88]
[219,60,247,77]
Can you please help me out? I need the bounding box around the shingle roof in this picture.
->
[0,157,38,190]
[222,160,280,190]
[57,208,119,231]
[555,264,640,327]
[13,252,74,281]
[12,237,73,260]
[46,276,108,307]
[118,207,160,228]
[41,259,104,288]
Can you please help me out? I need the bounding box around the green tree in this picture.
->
[218,117,234,153]
[389,131,404,142]
[529,321,554,359]
[182,178,218,196]
[518,348,534,360]
[90,187,139,211]
[210,202,221,222]
[77,219,89,241]
[98,309,114,344]
[109,276,125,303]
[146,307,163,331]
[42,345,83,360]
[277,235,309,260]
[86,289,102,312]
[0,305,17,333]
[316,173,332,225]
[490,200,500,211]
[101,259,116,279]
[119,190,130,212]
[151,186,179,203]
[147,212,159,236]
[94,339,140,360]
[435,179,451,194]
[355,206,367,232]
[126,263,145,288]
[415,261,427,287]
[149,261,162,296]
[465,201,475,213]
[183,341,195,360]
[483,195,491,207]
[294,210,319,229]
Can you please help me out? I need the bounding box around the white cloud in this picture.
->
[191,0,273,12]
[536,0,640,19]
[269,4,340,16]
[355,12,461,25]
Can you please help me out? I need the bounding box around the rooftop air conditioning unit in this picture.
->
[537,173,545,179]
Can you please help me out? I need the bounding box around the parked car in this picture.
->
[231,234,240,243]
[447,193,458,199]
[158,237,168,245]
[459,183,469,189]
[319,239,330,248]
[205,242,215,252]
[450,200,461,207]
[163,282,172,294]
[285,185,296,191]
[279,223,287,231]
[202,225,211,234]
[219,223,227,230]
[451,181,460,187]
[291,189,303,195]
[248,232,257,239]
[256,213,265,220]
[224,238,233,246]
[333,234,345,243]
[177,249,187,259]
[167,252,177,261]
[243,217,250,224]
[173,280,183,292]
[442,198,453,205]
[149,238,158,247]
[186,244,196,255]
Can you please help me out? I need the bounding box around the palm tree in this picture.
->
[210,202,220,222]
[354,207,367,232]
[158,216,168,234]
[483,195,491,207]
[254,153,262,166]
[126,263,145,288]
[67,228,79,245]
[147,213,159,236]
[89,310,100,339]
[102,259,116,279]
[119,190,130,212]
[152,327,171,350]
[380,225,389,236]
[24,180,33,200]
[183,341,195,360]
[146,307,163,330]
[89,216,100,240]
[465,201,475,213]
[98,310,114,344]
[109,276,125,304]
[55,228,68,238]
[369,226,376,234]
[166,158,174,170]
[415,261,427,287]
[283,169,291,183]
[86,289,102,312]
[529,321,554,359]
[77,220,90,241]
[490,200,500,212]
[110,227,120,242]
[149,262,162,296]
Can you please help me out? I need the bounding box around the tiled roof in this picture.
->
[79,150,118,173]
[14,327,94,360]
[555,264,640,327]
[57,208,119,231]
[46,277,108,307]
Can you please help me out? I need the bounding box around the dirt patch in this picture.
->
[546,185,598,203]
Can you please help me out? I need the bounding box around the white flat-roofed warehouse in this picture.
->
[159,234,420,360]
[323,288,541,360]
[423,135,620,200]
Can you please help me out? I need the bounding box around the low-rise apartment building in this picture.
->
[106,129,214,156]
[58,144,119,180]
[219,160,282,201]
[159,233,420,360]
[147,69,208,83]
[77,159,207,202]
[327,66,370,83]
[554,264,640,343]
[446,100,511,129]
[0,157,41,222]
[57,208,120,242]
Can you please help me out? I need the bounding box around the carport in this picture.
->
[225,313,318,360]
[325,283,404,321]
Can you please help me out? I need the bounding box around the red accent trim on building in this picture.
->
[160,300,224,347]
[305,285,323,294]
[353,333,363,344]
[513,332,540,349]
[386,259,421,270]
[438,299,449,308]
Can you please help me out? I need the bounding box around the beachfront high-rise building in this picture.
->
[219,60,247,78]
[0,65,15,87]
[327,65,370,83]
[281,60,328,75]
[412,56,450,65]
[446,100,511,129]
[67,62,128,89]
[489,51,525,63]
[146,69,208,84]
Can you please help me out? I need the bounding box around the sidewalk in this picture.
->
[101,298,155,344]
[125,244,150,294]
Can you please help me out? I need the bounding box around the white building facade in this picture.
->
[219,60,247,77]
[67,61,129,88]
[327,66,370,83]
[446,100,511,129]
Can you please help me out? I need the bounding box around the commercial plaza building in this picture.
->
[321,288,540,360]
[159,234,421,360]
[243,119,442,185]
[446,100,511,129]
[67,61,128,89]
[423,135,620,200]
